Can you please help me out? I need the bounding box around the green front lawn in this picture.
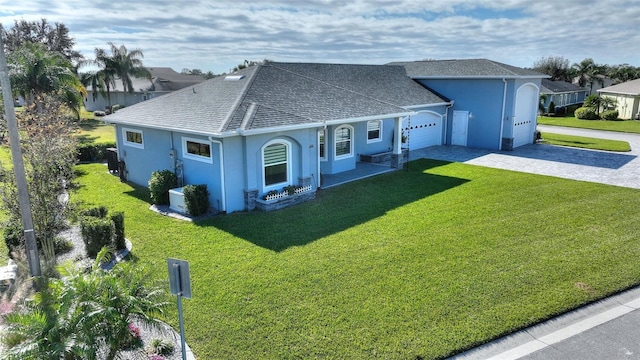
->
[74,118,116,144]
[540,132,631,152]
[72,160,640,359]
[538,116,640,133]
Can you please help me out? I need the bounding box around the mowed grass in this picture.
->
[74,118,116,144]
[540,132,631,152]
[538,115,640,133]
[72,159,640,359]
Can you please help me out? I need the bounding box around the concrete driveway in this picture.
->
[410,125,640,189]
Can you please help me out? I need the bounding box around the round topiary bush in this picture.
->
[574,107,599,120]
[148,170,178,205]
[183,184,210,216]
[601,110,619,121]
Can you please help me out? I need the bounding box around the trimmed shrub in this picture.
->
[148,170,178,205]
[83,206,108,218]
[183,184,210,216]
[77,142,117,162]
[3,223,23,258]
[601,110,619,121]
[110,211,126,250]
[547,101,555,114]
[80,216,114,258]
[567,104,582,116]
[575,107,599,120]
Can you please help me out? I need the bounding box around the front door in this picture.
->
[452,110,468,146]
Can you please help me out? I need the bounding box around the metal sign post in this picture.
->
[167,258,192,360]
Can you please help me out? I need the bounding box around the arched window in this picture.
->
[262,140,291,189]
[334,125,353,159]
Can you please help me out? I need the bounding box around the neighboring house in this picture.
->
[573,74,615,95]
[540,79,588,111]
[597,78,640,120]
[104,60,546,213]
[84,67,205,111]
[392,59,547,150]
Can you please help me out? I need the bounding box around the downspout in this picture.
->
[208,137,227,212]
[443,101,454,145]
[499,78,507,150]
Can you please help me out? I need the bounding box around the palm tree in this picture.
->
[7,42,85,117]
[81,43,149,110]
[1,249,170,360]
[106,42,151,94]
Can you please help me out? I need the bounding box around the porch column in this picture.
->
[391,116,405,169]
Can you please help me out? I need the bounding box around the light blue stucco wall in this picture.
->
[114,125,225,212]
[419,78,505,150]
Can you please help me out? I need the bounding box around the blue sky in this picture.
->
[1,0,638,74]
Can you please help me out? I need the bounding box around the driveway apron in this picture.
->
[410,125,640,189]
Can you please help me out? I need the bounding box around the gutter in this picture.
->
[208,137,227,212]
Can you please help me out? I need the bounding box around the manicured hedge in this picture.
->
[575,107,599,120]
[80,216,114,258]
[77,142,117,162]
[148,170,178,205]
[183,184,210,216]
[602,110,619,121]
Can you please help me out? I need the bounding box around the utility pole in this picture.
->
[0,24,42,277]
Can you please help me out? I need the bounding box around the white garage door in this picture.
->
[402,112,443,150]
[513,84,538,148]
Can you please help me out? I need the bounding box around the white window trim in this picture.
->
[122,128,144,149]
[182,136,213,163]
[366,120,382,144]
[262,139,292,191]
[334,125,354,160]
[318,130,327,161]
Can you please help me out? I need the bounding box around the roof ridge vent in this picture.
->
[225,75,246,81]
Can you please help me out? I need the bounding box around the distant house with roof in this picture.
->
[597,78,640,119]
[84,67,206,111]
[104,60,546,213]
[540,79,587,112]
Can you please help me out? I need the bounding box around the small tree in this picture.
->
[584,94,603,115]
[0,96,77,271]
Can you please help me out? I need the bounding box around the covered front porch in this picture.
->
[321,162,397,188]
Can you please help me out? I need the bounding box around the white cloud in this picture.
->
[1,0,638,74]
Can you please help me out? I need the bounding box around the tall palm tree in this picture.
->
[106,42,151,94]
[7,42,85,117]
[81,43,150,110]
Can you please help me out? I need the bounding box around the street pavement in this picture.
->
[409,125,640,360]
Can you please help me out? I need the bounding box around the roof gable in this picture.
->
[597,78,640,96]
[391,59,548,79]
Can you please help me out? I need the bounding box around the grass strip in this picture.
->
[540,132,631,152]
[538,116,640,134]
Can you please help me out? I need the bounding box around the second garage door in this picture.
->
[402,112,443,150]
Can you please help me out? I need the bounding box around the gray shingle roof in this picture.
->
[597,78,640,96]
[390,59,547,78]
[106,62,448,135]
[540,79,586,94]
